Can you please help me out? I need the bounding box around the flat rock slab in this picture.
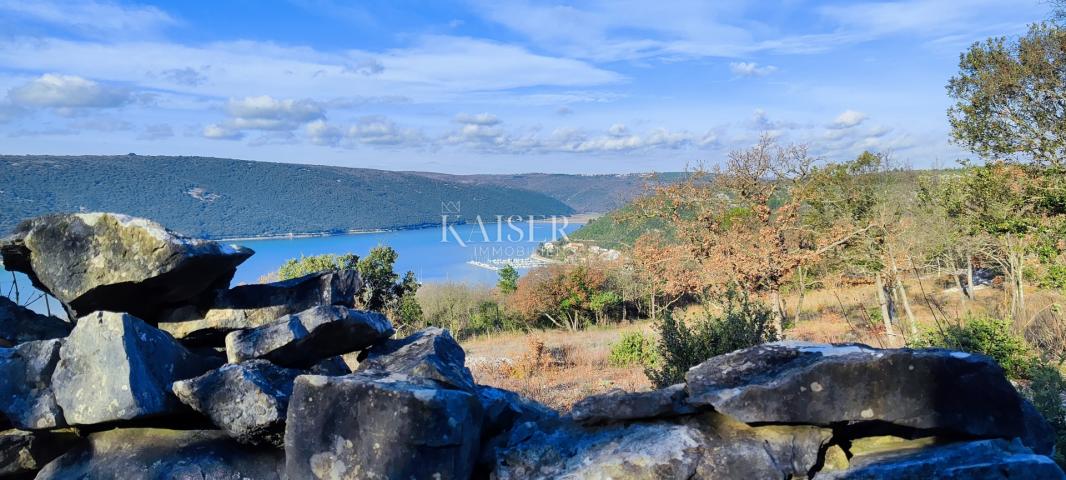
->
[684,341,1055,454]
[226,305,393,368]
[819,438,1065,479]
[0,339,65,429]
[172,360,304,446]
[0,429,82,477]
[356,327,475,392]
[0,212,252,320]
[158,270,361,346]
[0,297,71,345]
[53,311,221,426]
[35,428,285,480]
[284,373,483,480]
[494,411,831,479]
[571,384,696,425]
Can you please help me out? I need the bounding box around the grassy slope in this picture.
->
[1,155,575,238]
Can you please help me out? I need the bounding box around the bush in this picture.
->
[1029,364,1066,469]
[277,253,358,281]
[608,331,659,368]
[645,288,778,388]
[910,315,1033,379]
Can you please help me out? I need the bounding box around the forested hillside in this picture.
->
[0,155,574,238]
[409,171,686,213]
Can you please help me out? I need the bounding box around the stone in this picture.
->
[284,372,483,480]
[158,270,361,346]
[225,305,393,368]
[52,311,221,426]
[475,385,559,474]
[356,327,475,392]
[0,339,65,429]
[172,360,304,446]
[571,384,696,425]
[685,341,1056,454]
[0,429,82,478]
[309,355,351,376]
[34,428,285,480]
[0,297,70,345]
[493,411,832,479]
[0,212,252,321]
[819,438,1066,479]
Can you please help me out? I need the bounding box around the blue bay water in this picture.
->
[1,219,581,317]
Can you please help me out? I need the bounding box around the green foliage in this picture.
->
[590,290,622,317]
[568,202,673,250]
[1028,364,1066,468]
[497,265,519,294]
[948,23,1066,166]
[910,315,1034,379]
[608,331,660,368]
[414,282,521,340]
[396,293,424,329]
[277,253,358,281]
[0,155,576,238]
[645,289,779,388]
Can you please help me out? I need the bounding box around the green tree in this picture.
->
[357,246,404,311]
[948,24,1066,166]
[645,288,778,387]
[277,253,358,281]
[497,265,519,294]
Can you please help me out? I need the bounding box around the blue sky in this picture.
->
[0,0,1053,173]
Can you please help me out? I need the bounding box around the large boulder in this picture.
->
[284,373,483,480]
[685,341,1056,454]
[225,305,393,368]
[356,327,475,392]
[34,428,285,480]
[158,270,361,346]
[819,438,1065,479]
[172,360,303,446]
[0,297,71,345]
[0,339,65,429]
[52,311,221,426]
[0,213,252,320]
[571,384,696,425]
[493,411,832,479]
[0,429,82,478]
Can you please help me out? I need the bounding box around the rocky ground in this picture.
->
[0,212,1063,479]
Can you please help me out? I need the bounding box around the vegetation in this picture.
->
[497,265,519,294]
[273,246,419,325]
[607,331,659,368]
[0,155,574,238]
[646,289,778,388]
[910,316,1033,379]
[567,202,672,250]
[277,253,358,281]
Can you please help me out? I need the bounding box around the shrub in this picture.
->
[277,253,358,281]
[1029,364,1066,469]
[645,288,778,388]
[608,331,659,367]
[910,315,1033,379]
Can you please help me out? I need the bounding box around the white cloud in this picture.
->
[0,36,621,102]
[7,74,131,109]
[223,95,324,131]
[454,112,500,126]
[831,110,868,129]
[306,120,343,146]
[347,116,425,146]
[202,123,244,140]
[729,62,778,77]
[0,0,177,36]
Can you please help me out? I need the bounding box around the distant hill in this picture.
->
[409,172,686,213]
[567,201,673,250]
[0,155,575,239]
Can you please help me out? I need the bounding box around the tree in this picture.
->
[497,265,519,294]
[277,253,358,281]
[948,24,1066,166]
[644,136,869,332]
[508,263,610,330]
[357,246,405,311]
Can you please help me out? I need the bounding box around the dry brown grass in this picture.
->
[462,276,1066,408]
[463,323,654,411]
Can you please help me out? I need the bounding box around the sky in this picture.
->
[0,0,1054,174]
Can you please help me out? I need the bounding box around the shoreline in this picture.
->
[210,214,598,243]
